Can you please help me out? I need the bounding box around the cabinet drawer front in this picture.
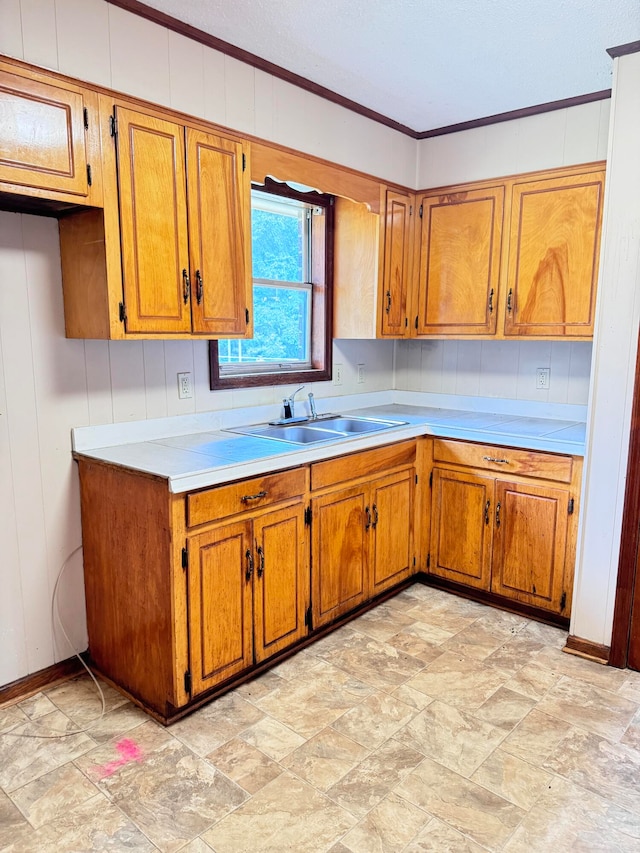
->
[311,440,416,490]
[187,467,308,527]
[432,439,573,483]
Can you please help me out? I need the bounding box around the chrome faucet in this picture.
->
[308,392,317,420]
[283,385,305,419]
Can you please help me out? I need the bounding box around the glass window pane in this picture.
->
[251,207,305,282]
[219,285,310,366]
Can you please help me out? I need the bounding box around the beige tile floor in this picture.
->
[2,584,640,852]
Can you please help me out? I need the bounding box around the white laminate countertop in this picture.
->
[72,392,587,494]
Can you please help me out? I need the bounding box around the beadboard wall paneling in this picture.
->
[416,98,610,188]
[396,340,592,406]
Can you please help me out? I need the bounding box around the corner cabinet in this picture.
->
[59,97,252,340]
[413,163,604,341]
[428,439,582,616]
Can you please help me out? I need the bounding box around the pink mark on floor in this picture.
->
[95,737,143,779]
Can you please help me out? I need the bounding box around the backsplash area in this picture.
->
[395,339,592,406]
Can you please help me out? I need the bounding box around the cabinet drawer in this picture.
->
[187,467,309,527]
[311,440,416,491]
[432,439,573,483]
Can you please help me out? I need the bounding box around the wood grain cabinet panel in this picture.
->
[380,189,414,337]
[427,439,582,617]
[416,186,504,335]
[491,480,568,611]
[504,170,604,337]
[188,520,254,695]
[311,443,418,628]
[430,468,493,590]
[0,67,91,199]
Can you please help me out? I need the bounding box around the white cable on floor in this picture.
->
[3,545,106,739]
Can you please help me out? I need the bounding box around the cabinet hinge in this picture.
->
[415,474,418,484]
[426,553,431,569]
[560,591,567,612]
[429,471,433,489]
[304,506,312,526]
[119,301,127,323]
[568,497,575,515]
[409,204,413,216]
[83,107,89,130]
[415,315,419,330]
[109,113,117,137]
[245,307,250,325]
[413,555,416,567]
[86,164,92,186]
[304,605,313,628]
[184,670,192,695]
[419,204,423,218]
[181,547,188,570]
[242,152,246,171]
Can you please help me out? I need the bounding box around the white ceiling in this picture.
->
[140,0,640,133]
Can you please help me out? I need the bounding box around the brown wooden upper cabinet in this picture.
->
[416,185,504,336]
[0,62,100,206]
[60,98,252,340]
[413,164,604,341]
[379,189,414,337]
[503,170,604,337]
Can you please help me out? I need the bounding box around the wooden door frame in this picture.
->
[610,327,640,667]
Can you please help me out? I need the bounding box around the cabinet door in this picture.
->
[186,129,252,336]
[253,503,309,662]
[312,485,368,627]
[115,106,192,334]
[188,520,253,695]
[416,186,503,335]
[370,469,415,596]
[491,480,569,613]
[504,171,604,337]
[430,468,493,590]
[0,69,89,197]
[380,189,413,337]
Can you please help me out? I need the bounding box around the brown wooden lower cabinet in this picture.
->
[75,433,581,723]
[310,441,419,628]
[428,439,583,616]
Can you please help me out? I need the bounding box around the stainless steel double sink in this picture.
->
[227,415,407,444]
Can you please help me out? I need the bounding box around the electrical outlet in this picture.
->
[536,367,550,390]
[177,372,193,399]
[333,363,343,386]
[357,363,365,384]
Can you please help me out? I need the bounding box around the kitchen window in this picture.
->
[209,179,333,389]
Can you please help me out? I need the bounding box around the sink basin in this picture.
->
[319,416,403,433]
[236,425,344,444]
[227,415,407,444]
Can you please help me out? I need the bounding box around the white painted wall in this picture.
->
[396,340,592,405]
[571,51,640,647]
[416,99,610,187]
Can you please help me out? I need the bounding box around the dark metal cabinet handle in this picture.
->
[488,288,494,314]
[496,502,501,528]
[182,268,191,304]
[256,544,265,578]
[372,504,379,528]
[245,549,254,582]
[385,290,392,314]
[365,506,372,530]
[507,288,513,313]
[195,270,203,305]
[241,491,267,502]
[484,500,490,525]
[483,456,509,464]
